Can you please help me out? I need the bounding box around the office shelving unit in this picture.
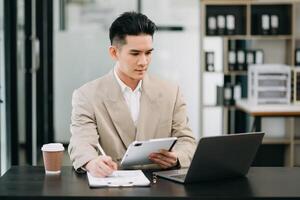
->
[200,0,300,167]
[294,68,300,102]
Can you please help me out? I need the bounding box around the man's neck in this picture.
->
[116,69,139,91]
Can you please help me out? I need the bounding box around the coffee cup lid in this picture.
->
[41,143,64,152]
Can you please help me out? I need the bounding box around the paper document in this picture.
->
[87,170,150,187]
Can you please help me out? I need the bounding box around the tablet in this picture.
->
[120,137,177,168]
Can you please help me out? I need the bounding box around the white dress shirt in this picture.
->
[114,68,142,126]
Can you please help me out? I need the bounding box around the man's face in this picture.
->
[113,34,153,81]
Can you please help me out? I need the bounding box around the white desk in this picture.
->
[236,99,300,166]
[236,100,300,117]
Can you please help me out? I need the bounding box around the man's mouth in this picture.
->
[135,69,146,72]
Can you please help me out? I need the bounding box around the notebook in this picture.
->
[87,170,150,187]
[154,132,264,183]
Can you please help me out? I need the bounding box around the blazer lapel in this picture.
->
[136,74,161,141]
[103,71,136,148]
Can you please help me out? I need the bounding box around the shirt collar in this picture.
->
[113,65,142,93]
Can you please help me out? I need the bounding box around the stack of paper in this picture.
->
[87,170,150,187]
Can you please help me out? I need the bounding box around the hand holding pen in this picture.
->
[84,143,118,177]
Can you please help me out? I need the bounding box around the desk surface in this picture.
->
[236,99,300,116]
[1,166,300,199]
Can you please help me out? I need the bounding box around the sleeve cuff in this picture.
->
[75,167,87,174]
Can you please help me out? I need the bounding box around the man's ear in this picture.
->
[109,46,118,61]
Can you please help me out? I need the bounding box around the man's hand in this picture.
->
[148,149,178,169]
[85,156,118,177]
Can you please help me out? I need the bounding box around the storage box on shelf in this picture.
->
[248,64,291,104]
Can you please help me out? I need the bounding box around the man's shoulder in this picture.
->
[75,72,113,101]
[77,72,112,92]
[146,73,178,92]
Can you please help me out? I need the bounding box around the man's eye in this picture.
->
[146,52,152,55]
[130,53,139,56]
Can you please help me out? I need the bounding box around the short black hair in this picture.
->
[109,11,157,46]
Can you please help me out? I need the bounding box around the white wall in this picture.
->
[143,0,201,139]
[54,30,113,142]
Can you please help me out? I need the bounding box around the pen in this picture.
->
[96,143,117,171]
[96,143,106,156]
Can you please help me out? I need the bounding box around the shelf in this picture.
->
[224,105,238,110]
[202,105,223,108]
[251,0,297,5]
[295,139,300,144]
[205,35,292,40]
[202,105,237,109]
[203,71,224,74]
[262,137,290,145]
[294,35,300,40]
[201,0,300,167]
[202,0,248,5]
[249,35,292,40]
[204,70,248,76]
[224,71,248,76]
[205,35,246,39]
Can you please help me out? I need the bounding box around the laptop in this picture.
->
[154,132,264,183]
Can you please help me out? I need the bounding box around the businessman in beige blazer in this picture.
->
[68,12,196,177]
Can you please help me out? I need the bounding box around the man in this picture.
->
[68,12,196,178]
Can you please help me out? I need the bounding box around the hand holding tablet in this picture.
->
[148,149,178,169]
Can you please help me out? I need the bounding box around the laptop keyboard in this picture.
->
[170,174,187,180]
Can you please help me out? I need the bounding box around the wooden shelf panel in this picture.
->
[224,71,248,76]
[203,71,224,74]
[251,0,296,5]
[262,137,291,144]
[202,0,295,5]
[203,70,248,76]
[205,35,292,40]
[202,105,223,108]
[203,105,238,109]
[202,0,248,5]
[204,71,248,75]
[249,35,292,40]
[203,71,248,75]
[294,139,300,144]
[205,35,247,39]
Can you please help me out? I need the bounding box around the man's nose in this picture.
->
[138,54,148,65]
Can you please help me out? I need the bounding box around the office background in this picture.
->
[0,0,300,176]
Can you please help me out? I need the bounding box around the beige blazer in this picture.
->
[68,70,196,171]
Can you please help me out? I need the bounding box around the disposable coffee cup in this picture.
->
[41,143,64,174]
